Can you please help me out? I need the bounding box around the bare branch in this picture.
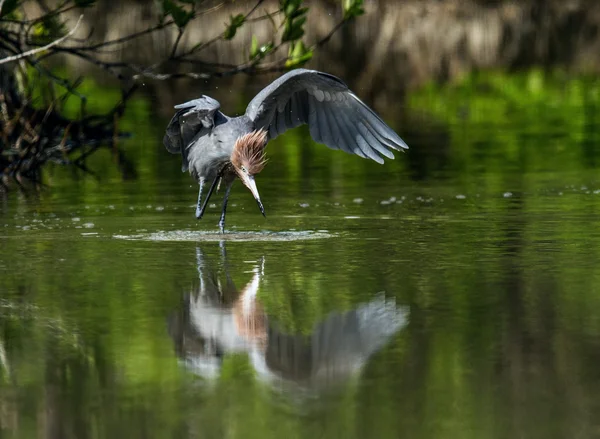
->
[43,45,130,80]
[170,28,184,59]
[27,57,88,103]
[0,14,83,65]
[246,0,266,18]
[174,0,266,60]
[77,20,176,51]
[313,17,348,49]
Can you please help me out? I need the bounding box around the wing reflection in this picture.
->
[168,244,408,389]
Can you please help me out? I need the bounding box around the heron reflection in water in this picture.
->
[168,244,408,389]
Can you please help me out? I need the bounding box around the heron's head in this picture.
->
[231,130,268,216]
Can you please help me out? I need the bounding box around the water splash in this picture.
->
[113,229,333,242]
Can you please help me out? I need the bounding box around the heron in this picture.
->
[163,68,409,232]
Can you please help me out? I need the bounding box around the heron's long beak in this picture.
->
[243,175,265,217]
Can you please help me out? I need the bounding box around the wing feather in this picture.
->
[350,94,408,150]
[319,102,343,152]
[334,109,367,159]
[348,119,379,161]
[315,102,334,148]
[245,69,408,163]
[276,105,288,138]
[308,95,322,143]
[289,93,302,128]
[283,99,293,128]
[357,121,394,160]
[163,96,221,172]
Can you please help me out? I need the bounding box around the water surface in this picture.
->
[1,73,600,439]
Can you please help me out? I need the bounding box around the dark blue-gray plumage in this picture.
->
[163,69,409,232]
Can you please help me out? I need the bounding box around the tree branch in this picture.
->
[76,20,176,51]
[173,0,266,61]
[0,14,83,65]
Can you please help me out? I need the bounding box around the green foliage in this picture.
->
[280,0,305,17]
[249,35,274,61]
[285,41,313,68]
[162,0,194,28]
[30,15,68,44]
[223,13,246,40]
[277,0,312,67]
[408,69,600,177]
[280,0,308,42]
[342,0,365,19]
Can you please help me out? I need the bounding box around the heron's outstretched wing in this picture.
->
[245,69,408,163]
[164,96,221,154]
[163,96,221,171]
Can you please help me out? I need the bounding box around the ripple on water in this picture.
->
[112,229,334,242]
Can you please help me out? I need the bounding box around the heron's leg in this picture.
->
[196,247,207,296]
[218,181,233,234]
[219,240,235,290]
[197,173,221,220]
[219,240,227,261]
[195,177,205,219]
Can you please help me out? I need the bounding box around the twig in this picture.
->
[77,20,176,51]
[246,0,266,18]
[170,28,184,59]
[26,0,68,25]
[313,17,348,49]
[0,14,83,65]
[174,34,222,60]
[178,58,239,69]
[68,2,225,53]
[26,57,87,104]
[44,46,129,80]
[174,0,266,60]
[247,10,281,23]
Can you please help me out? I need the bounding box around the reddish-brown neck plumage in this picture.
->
[231,130,268,175]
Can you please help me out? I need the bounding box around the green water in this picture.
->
[2,71,600,438]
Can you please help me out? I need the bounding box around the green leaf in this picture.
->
[280,2,308,43]
[282,17,306,42]
[293,16,307,29]
[163,0,192,28]
[73,0,96,7]
[281,0,302,17]
[260,43,274,56]
[285,41,313,68]
[342,0,364,19]
[250,35,259,60]
[223,14,245,40]
[249,36,274,61]
[31,15,67,44]
[290,7,308,19]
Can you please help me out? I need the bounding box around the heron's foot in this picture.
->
[195,206,203,220]
[218,220,226,234]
